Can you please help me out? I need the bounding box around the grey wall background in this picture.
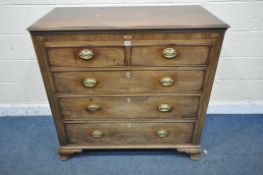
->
[0,0,263,115]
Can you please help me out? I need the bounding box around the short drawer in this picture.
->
[131,45,209,66]
[65,122,194,145]
[60,96,199,119]
[53,70,204,93]
[47,47,125,67]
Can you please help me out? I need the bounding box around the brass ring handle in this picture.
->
[86,104,101,112]
[158,104,172,112]
[156,129,169,138]
[79,49,94,60]
[160,77,174,86]
[83,78,96,88]
[90,130,104,138]
[162,48,177,59]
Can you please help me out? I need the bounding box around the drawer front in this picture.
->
[131,45,210,66]
[54,70,204,93]
[66,122,194,145]
[47,47,125,67]
[60,96,199,119]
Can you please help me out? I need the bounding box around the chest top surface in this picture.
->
[28,6,229,32]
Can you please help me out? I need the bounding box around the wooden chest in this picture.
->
[28,6,229,160]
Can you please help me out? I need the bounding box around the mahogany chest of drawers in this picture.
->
[28,6,229,160]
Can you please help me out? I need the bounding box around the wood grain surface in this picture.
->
[65,122,194,145]
[53,70,204,93]
[59,95,200,119]
[48,47,125,67]
[132,45,210,66]
[28,6,229,31]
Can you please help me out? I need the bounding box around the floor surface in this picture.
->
[0,114,262,175]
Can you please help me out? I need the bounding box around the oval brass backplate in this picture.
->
[79,49,94,60]
[162,48,177,59]
[83,78,96,88]
[86,104,101,112]
[158,104,172,112]
[156,129,169,138]
[160,77,175,87]
[90,130,104,138]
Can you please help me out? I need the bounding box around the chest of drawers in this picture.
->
[28,6,228,160]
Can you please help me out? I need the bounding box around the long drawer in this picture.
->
[59,95,199,119]
[53,70,204,93]
[65,122,194,145]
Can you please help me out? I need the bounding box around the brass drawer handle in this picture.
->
[156,129,169,138]
[160,77,174,86]
[162,48,177,59]
[87,104,101,112]
[90,130,104,138]
[83,78,96,88]
[158,104,172,112]
[79,49,94,60]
